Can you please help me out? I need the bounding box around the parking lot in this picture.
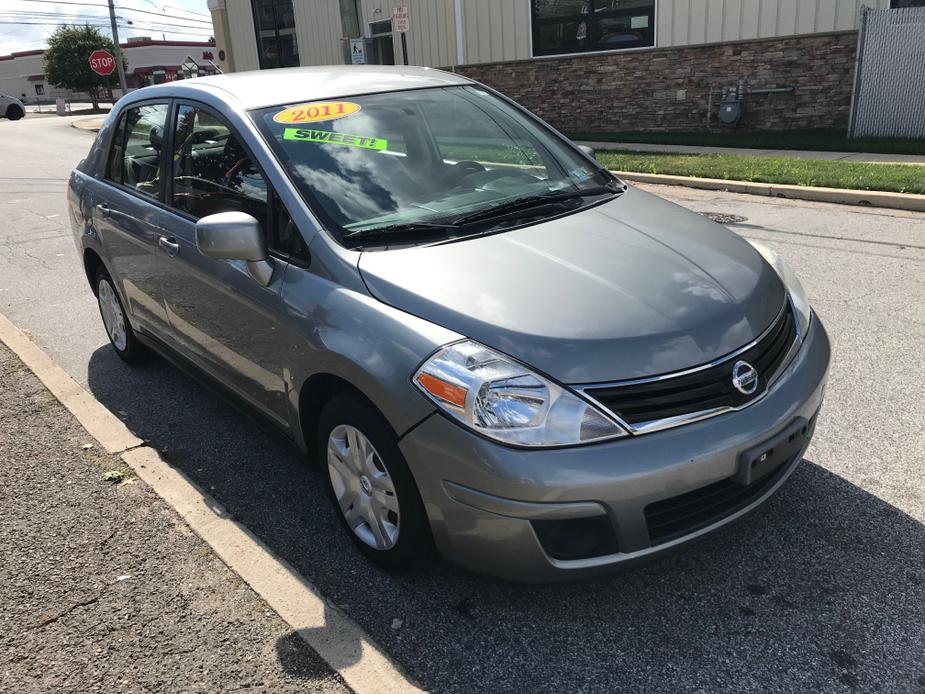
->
[1,114,923,693]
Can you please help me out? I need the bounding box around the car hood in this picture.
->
[358,186,786,384]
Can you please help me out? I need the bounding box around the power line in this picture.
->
[7,1,212,25]
[0,16,211,30]
[15,0,209,14]
[135,0,211,18]
[0,10,213,33]
[115,4,212,24]
[0,19,212,36]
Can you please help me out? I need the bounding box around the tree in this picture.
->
[44,25,122,110]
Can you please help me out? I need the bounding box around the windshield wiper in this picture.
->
[344,220,460,241]
[343,183,623,243]
[449,184,621,227]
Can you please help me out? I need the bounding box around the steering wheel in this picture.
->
[452,160,486,175]
[442,160,486,188]
[174,175,243,197]
[223,156,252,187]
[469,168,541,189]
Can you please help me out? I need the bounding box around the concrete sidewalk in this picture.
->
[0,343,351,694]
[577,140,925,164]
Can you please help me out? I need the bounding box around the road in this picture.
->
[2,114,924,694]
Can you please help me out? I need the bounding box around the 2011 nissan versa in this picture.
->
[67,66,830,582]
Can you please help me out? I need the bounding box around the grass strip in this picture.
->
[569,129,925,156]
[595,151,925,195]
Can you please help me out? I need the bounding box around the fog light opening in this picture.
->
[531,515,619,561]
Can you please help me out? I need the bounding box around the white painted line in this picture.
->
[0,310,426,694]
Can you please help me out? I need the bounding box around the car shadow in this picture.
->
[86,345,925,694]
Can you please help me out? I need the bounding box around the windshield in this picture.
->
[251,85,617,246]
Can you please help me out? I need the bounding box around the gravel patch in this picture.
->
[0,345,351,694]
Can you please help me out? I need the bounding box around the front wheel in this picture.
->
[95,268,150,364]
[318,395,432,572]
[6,105,24,121]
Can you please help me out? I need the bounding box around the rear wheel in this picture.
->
[318,395,432,572]
[94,268,150,364]
[6,105,24,121]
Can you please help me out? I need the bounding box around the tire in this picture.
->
[6,105,24,121]
[94,267,151,365]
[318,394,433,572]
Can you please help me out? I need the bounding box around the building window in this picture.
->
[251,0,300,69]
[890,0,925,6]
[531,0,656,57]
[34,84,44,96]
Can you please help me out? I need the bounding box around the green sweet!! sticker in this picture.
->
[282,127,388,151]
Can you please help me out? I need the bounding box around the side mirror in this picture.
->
[577,144,597,161]
[195,211,274,286]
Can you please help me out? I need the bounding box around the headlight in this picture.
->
[747,240,812,339]
[413,340,627,447]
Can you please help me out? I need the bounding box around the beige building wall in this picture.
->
[358,0,457,66]
[225,0,260,72]
[658,0,890,48]
[214,0,889,71]
[294,0,344,66]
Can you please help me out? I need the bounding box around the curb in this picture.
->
[71,117,105,132]
[0,311,425,694]
[611,171,925,213]
[578,140,925,165]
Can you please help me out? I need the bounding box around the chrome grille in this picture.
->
[582,303,799,434]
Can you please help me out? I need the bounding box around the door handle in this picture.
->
[95,203,111,218]
[158,235,180,257]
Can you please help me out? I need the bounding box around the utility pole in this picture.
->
[107,0,128,93]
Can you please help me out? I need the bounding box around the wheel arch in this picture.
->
[296,371,399,465]
[83,247,107,295]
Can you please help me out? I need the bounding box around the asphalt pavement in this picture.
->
[0,342,351,693]
[2,114,924,693]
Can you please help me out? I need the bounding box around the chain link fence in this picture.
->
[849,5,925,139]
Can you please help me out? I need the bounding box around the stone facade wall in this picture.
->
[456,32,858,134]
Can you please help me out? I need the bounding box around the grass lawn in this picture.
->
[569,128,925,156]
[595,151,925,195]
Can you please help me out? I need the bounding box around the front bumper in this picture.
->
[400,317,831,582]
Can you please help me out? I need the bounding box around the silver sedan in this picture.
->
[67,66,829,582]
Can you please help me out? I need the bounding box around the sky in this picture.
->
[0,0,213,55]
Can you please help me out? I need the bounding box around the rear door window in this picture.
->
[106,103,169,199]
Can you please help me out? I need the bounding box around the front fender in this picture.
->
[280,263,462,450]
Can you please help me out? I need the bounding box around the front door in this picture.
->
[156,102,290,426]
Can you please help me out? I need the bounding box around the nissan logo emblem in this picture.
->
[732,360,759,395]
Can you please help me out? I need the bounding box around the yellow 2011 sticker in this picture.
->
[273,101,361,124]
[282,127,388,151]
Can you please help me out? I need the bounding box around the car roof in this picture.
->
[134,65,474,110]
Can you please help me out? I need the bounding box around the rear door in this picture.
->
[155,100,295,426]
[89,101,173,338]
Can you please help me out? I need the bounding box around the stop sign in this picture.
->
[88,49,116,76]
